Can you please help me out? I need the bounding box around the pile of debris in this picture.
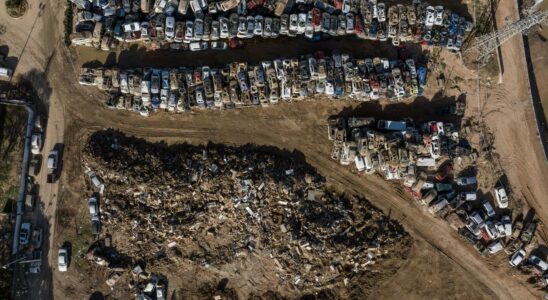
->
[79,53,427,116]
[70,0,472,51]
[82,129,411,290]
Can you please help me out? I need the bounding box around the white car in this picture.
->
[31,133,42,155]
[501,215,512,237]
[47,150,59,170]
[297,13,306,34]
[509,249,526,267]
[189,42,208,51]
[165,17,175,40]
[487,240,503,254]
[58,248,68,272]
[219,17,229,39]
[494,186,509,208]
[425,6,435,27]
[184,20,193,43]
[289,14,298,33]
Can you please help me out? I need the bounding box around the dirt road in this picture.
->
[0,0,65,299]
[479,0,548,237]
[1,0,545,298]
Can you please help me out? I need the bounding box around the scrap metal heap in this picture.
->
[82,129,411,291]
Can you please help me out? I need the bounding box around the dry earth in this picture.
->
[0,0,547,298]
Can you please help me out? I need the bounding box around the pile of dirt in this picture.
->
[81,129,412,297]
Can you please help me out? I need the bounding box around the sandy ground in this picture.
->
[528,1,548,123]
[0,0,546,298]
[478,0,548,246]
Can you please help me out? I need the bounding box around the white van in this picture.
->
[487,240,504,254]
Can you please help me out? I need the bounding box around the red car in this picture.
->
[354,15,364,37]
[312,8,321,28]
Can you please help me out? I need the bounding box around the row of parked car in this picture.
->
[78,53,426,115]
[413,152,548,275]
[330,116,548,277]
[71,1,471,51]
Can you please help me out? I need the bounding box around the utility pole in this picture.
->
[466,10,548,62]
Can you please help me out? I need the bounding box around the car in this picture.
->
[141,22,150,40]
[219,17,229,39]
[264,17,273,38]
[529,255,548,272]
[501,215,512,236]
[289,14,298,34]
[165,17,175,40]
[194,18,204,41]
[210,20,220,41]
[91,215,101,235]
[29,251,42,274]
[456,176,477,186]
[487,240,504,254]
[482,200,496,218]
[484,221,499,239]
[494,186,509,208]
[280,14,289,35]
[228,13,238,38]
[254,15,264,36]
[469,210,485,226]
[434,6,444,26]
[47,150,59,170]
[184,20,193,42]
[425,6,435,27]
[88,197,99,216]
[29,157,40,176]
[345,13,354,34]
[189,41,208,51]
[377,3,386,22]
[297,13,306,34]
[31,133,42,155]
[237,16,247,38]
[1,66,15,80]
[210,41,227,50]
[58,247,68,272]
[156,284,166,300]
[465,220,481,237]
[509,249,526,267]
[246,16,255,38]
[271,17,280,38]
[20,222,31,245]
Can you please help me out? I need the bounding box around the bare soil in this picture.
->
[1,0,547,299]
